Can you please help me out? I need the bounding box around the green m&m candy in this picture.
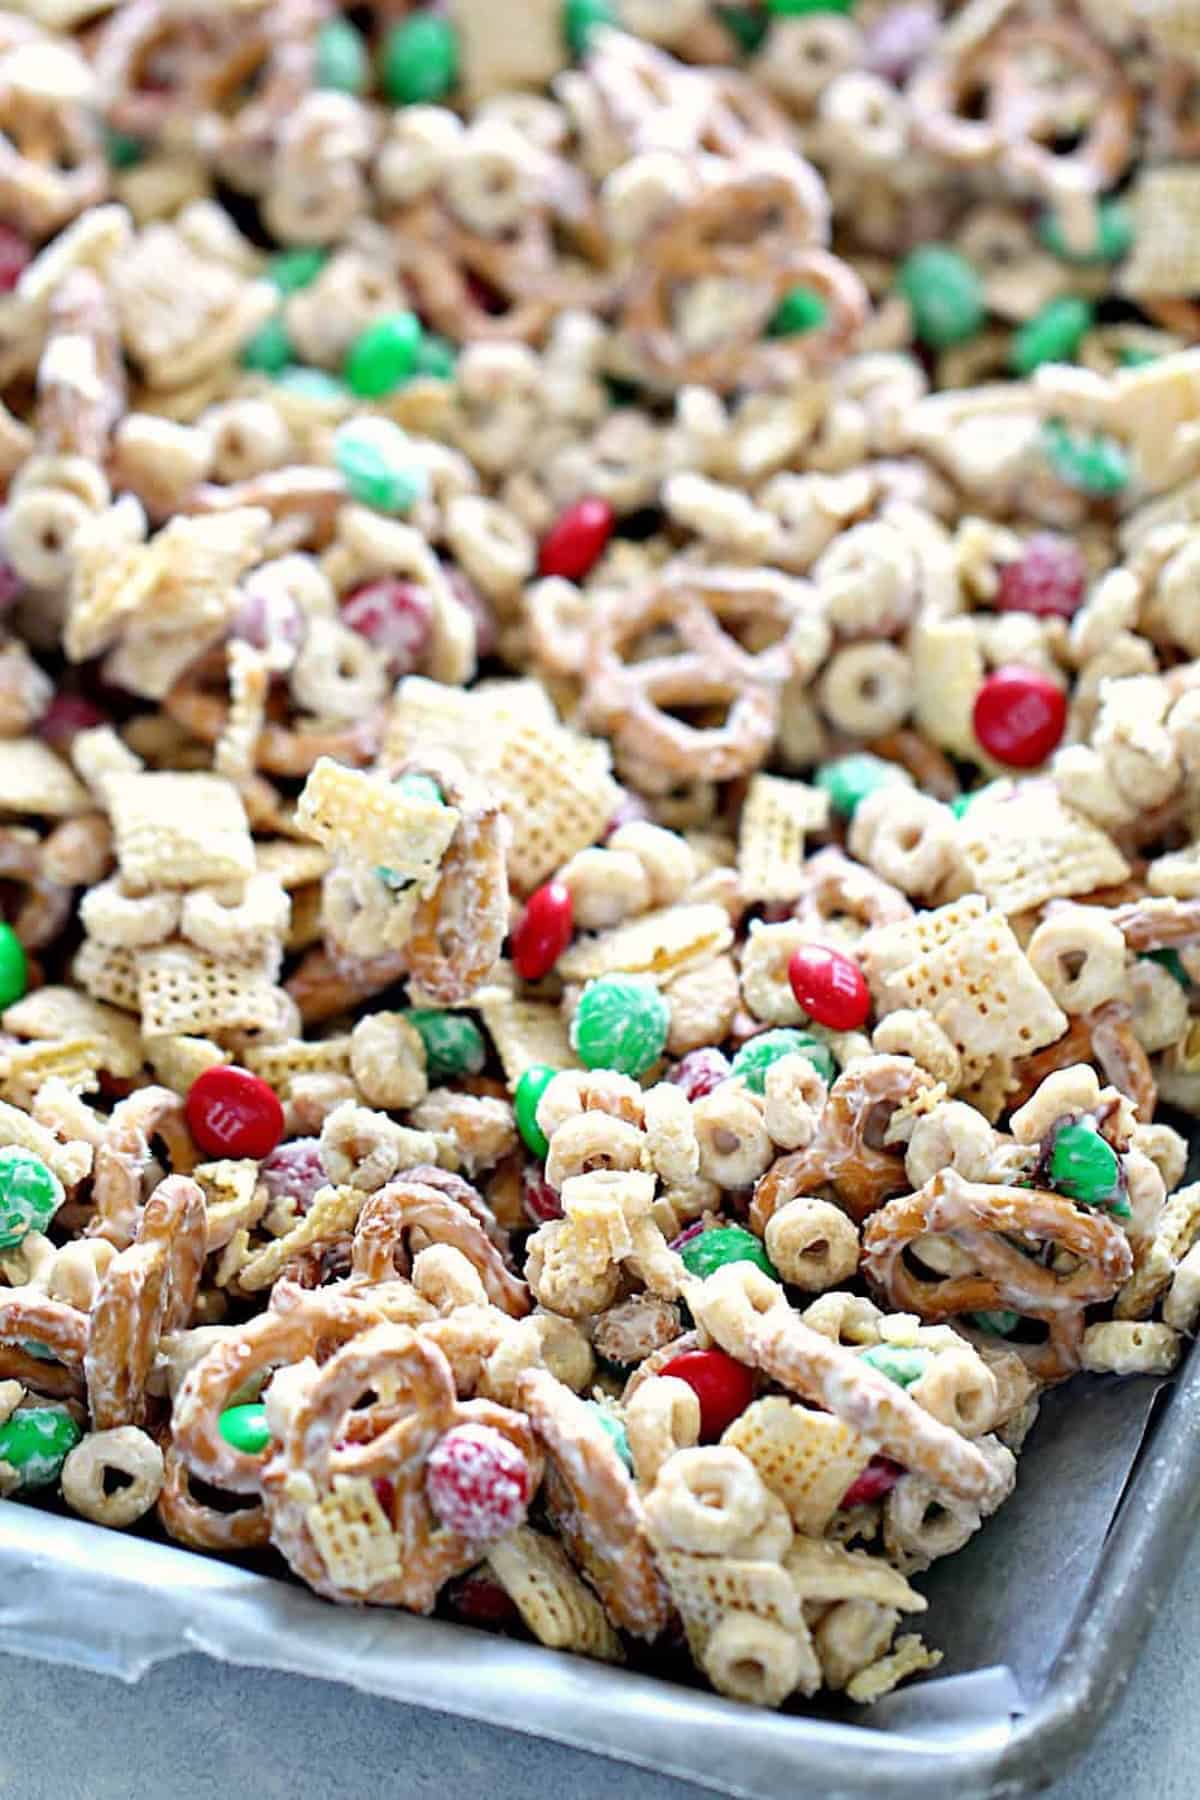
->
[381,17,459,104]
[897,244,985,349]
[413,333,457,381]
[515,1063,557,1159]
[1144,948,1189,989]
[274,366,345,403]
[267,247,328,294]
[1041,420,1130,496]
[0,1147,63,1251]
[0,1405,80,1489]
[572,976,669,1078]
[333,418,429,513]
[1048,1121,1128,1214]
[679,1225,777,1283]
[768,0,853,13]
[408,1010,487,1083]
[1037,198,1132,266]
[344,311,423,398]
[970,1310,1020,1337]
[814,753,902,820]
[731,1029,836,1095]
[240,313,294,374]
[104,128,143,170]
[767,285,829,338]
[0,922,27,1009]
[1010,296,1094,376]
[218,1403,272,1456]
[859,1344,932,1388]
[563,0,616,56]
[316,16,370,93]
[716,5,770,52]
[586,1401,633,1469]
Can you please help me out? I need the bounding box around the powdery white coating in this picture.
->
[424,1422,532,1542]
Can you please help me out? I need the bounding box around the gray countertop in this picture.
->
[5,1527,1198,1800]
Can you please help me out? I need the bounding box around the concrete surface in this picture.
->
[3,1524,1198,1800]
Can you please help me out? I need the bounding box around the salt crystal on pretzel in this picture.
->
[135,941,283,1040]
[3,985,143,1077]
[478,995,578,1089]
[737,775,829,906]
[107,771,255,893]
[0,738,90,818]
[723,1397,872,1536]
[484,718,620,895]
[557,902,733,985]
[297,757,460,887]
[953,781,1129,915]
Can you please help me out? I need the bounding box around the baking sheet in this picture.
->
[1,1351,1196,1800]
[4,1129,1200,1800]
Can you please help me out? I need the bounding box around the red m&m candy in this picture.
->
[658,1348,755,1441]
[972,665,1067,768]
[995,533,1087,620]
[538,497,614,581]
[0,225,31,294]
[787,943,870,1031]
[511,880,574,982]
[840,1454,904,1510]
[425,1422,532,1542]
[186,1066,284,1160]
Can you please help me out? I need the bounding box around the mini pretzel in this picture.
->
[0,1288,88,1398]
[583,566,827,785]
[172,1285,385,1495]
[394,753,509,1007]
[0,50,107,238]
[517,1367,670,1641]
[861,1169,1134,1383]
[392,199,605,347]
[0,829,73,950]
[350,1181,530,1319]
[911,16,1136,213]
[689,1265,1003,1508]
[158,1439,270,1553]
[85,1173,207,1429]
[285,945,410,1027]
[1009,1006,1156,1122]
[164,652,385,779]
[263,1323,541,1611]
[89,1085,197,1248]
[792,847,914,940]
[751,1056,934,1232]
[1110,896,1200,953]
[620,163,867,392]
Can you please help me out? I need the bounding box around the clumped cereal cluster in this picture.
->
[0,0,1199,1716]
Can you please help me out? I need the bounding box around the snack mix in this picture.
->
[2,0,1200,1719]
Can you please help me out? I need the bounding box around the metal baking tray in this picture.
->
[2,1347,1197,1798]
[5,1124,1200,1800]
